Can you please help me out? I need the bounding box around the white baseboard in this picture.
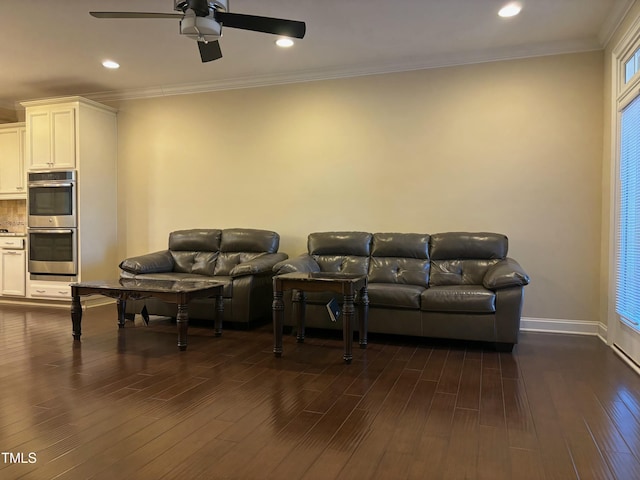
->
[521,316,608,343]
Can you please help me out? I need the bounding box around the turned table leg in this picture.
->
[342,293,355,364]
[71,294,82,340]
[273,289,284,357]
[176,303,189,351]
[214,294,224,337]
[116,298,127,328]
[292,290,306,343]
[359,285,369,349]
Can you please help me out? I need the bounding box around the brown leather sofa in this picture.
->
[119,228,288,326]
[272,231,530,351]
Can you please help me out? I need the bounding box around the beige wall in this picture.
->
[113,51,604,322]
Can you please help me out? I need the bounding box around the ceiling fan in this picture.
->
[90,0,306,63]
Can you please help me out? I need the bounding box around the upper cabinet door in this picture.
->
[51,108,76,169]
[0,125,26,198]
[27,110,51,170]
[27,106,76,170]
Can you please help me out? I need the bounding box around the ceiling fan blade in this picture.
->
[90,12,182,19]
[216,12,306,39]
[198,41,223,63]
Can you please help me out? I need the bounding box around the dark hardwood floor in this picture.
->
[1,304,640,479]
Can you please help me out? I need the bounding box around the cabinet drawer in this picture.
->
[29,283,71,299]
[0,238,24,249]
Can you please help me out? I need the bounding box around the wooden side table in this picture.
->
[272,272,369,364]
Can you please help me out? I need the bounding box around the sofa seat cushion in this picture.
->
[122,272,233,297]
[300,290,340,305]
[300,290,367,305]
[368,283,424,309]
[296,284,422,310]
[421,285,496,313]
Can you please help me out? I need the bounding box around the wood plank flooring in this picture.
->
[1,304,640,479]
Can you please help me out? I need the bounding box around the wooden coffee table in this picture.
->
[70,278,224,351]
[272,272,369,364]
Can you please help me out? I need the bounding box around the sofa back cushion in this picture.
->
[168,229,221,276]
[429,232,507,286]
[220,228,280,254]
[308,231,371,275]
[169,229,222,251]
[213,229,280,275]
[368,233,430,287]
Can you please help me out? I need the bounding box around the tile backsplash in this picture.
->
[0,200,26,233]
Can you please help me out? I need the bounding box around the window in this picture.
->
[617,94,640,328]
[625,47,640,83]
[611,10,640,367]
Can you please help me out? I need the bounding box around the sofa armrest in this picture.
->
[230,253,289,277]
[483,258,530,289]
[119,250,174,275]
[272,254,321,274]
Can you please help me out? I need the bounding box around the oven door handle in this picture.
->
[28,182,74,188]
[29,229,75,234]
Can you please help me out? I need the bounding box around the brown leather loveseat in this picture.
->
[273,231,529,351]
[119,228,288,326]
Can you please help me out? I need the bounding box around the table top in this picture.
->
[274,272,367,284]
[71,278,224,294]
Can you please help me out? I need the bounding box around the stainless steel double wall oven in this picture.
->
[27,170,78,277]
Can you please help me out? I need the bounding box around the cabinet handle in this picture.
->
[36,289,46,293]
[58,291,68,295]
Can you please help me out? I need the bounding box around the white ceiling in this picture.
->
[0,0,633,108]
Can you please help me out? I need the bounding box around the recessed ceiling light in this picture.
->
[498,2,522,17]
[102,60,120,69]
[275,38,294,48]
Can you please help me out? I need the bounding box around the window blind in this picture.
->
[618,94,640,328]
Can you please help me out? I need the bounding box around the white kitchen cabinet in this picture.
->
[0,123,26,198]
[20,97,118,302]
[0,238,26,297]
[25,105,76,170]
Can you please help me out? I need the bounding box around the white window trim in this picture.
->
[609,14,640,345]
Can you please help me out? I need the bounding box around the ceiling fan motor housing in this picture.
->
[174,0,228,14]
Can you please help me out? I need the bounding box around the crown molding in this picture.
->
[599,0,636,46]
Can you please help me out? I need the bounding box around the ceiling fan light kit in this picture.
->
[180,8,222,42]
[90,0,306,63]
